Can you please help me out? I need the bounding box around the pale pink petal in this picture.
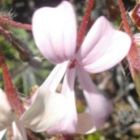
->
[12,121,27,140]
[76,112,96,134]
[77,66,113,128]
[77,16,131,73]
[22,65,77,134]
[39,67,96,134]
[0,129,6,139]
[0,89,14,130]
[32,1,77,64]
[78,16,109,59]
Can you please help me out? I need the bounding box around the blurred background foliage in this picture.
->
[0,0,140,140]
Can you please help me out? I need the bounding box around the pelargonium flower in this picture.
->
[22,1,131,134]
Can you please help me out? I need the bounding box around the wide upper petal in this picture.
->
[32,1,77,64]
[22,64,77,134]
[77,66,113,128]
[77,16,131,73]
[0,89,14,130]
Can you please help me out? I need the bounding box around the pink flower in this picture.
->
[22,1,131,134]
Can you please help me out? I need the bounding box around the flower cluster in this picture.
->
[0,1,131,139]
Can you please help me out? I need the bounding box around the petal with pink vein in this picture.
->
[78,16,131,73]
[32,1,77,64]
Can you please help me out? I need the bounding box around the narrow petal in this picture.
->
[77,66,113,128]
[12,121,27,140]
[69,68,96,134]
[77,16,131,73]
[47,68,77,134]
[40,61,69,92]
[32,1,77,64]
[31,61,68,103]
[0,89,14,130]
[22,65,77,134]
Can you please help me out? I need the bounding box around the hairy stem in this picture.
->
[0,16,31,31]
[0,53,24,117]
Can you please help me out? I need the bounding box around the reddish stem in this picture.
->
[0,16,31,31]
[0,53,24,117]
[118,0,140,73]
[77,0,94,50]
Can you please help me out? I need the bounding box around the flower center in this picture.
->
[69,59,77,69]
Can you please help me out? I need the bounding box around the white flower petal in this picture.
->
[0,129,6,140]
[48,69,77,134]
[22,65,77,134]
[47,68,77,134]
[21,64,67,132]
[32,1,77,64]
[0,89,14,130]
